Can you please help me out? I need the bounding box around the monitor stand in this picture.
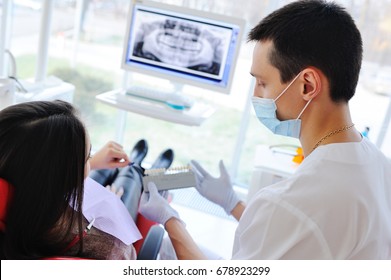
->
[165,83,195,110]
[126,77,195,110]
[96,88,215,126]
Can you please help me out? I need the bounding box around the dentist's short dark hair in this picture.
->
[248,0,363,102]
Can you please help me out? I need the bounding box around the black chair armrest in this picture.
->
[137,225,165,260]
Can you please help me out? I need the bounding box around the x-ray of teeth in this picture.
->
[130,14,231,77]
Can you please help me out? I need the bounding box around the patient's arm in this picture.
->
[165,218,207,260]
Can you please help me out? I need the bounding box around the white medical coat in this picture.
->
[232,138,391,259]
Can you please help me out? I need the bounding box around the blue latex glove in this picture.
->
[139,182,180,226]
[190,160,240,215]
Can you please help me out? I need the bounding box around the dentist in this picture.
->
[140,0,391,259]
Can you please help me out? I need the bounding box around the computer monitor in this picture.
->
[121,0,246,95]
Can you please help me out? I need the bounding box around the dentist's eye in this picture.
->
[257,80,265,87]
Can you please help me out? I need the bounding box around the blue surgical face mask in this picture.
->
[251,72,312,139]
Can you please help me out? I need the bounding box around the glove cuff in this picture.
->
[223,191,240,215]
[161,207,182,226]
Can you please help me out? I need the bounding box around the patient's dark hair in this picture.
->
[0,100,86,259]
[248,0,363,102]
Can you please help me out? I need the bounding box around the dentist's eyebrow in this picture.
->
[250,72,265,79]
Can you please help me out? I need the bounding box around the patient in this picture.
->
[0,100,173,259]
[89,139,174,221]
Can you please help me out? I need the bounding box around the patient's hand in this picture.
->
[90,141,130,170]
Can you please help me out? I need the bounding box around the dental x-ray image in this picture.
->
[128,10,232,79]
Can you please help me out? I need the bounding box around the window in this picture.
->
[5,0,391,190]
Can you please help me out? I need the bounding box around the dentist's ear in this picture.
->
[301,68,322,101]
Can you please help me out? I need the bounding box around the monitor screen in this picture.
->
[121,0,245,94]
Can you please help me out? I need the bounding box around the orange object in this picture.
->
[292,147,304,164]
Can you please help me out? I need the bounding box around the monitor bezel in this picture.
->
[121,0,246,94]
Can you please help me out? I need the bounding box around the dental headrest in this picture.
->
[0,178,13,232]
